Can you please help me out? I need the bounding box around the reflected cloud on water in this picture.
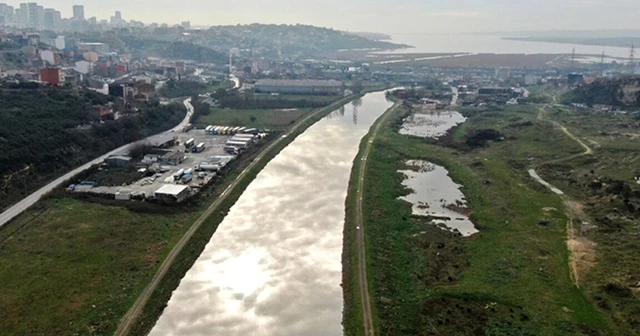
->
[149,92,393,336]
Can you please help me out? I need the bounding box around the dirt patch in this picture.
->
[145,241,168,269]
[567,219,597,287]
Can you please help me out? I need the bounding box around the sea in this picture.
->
[382,33,631,59]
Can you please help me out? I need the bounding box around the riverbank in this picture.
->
[124,92,375,335]
[343,101,614,335]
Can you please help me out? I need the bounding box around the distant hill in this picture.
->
[77,24,407,63]
[200,24,408,57]
[565,76,640,107]
[347,32,393,41]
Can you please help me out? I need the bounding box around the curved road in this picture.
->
[0,99,194,228]
[354,101,400,336]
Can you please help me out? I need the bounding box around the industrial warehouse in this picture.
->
[69,126,264,204]
[254,79,343,95]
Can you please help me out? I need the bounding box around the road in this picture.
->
[353,101,400,336]
[531,105,596,286]
[450,86,459,106]
[113,95,361,336]
[0,99,194,229]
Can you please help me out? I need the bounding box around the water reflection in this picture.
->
[351,97,362,125]
[400,110,466,139]
[150,91,394,336]
[399,160,478,237]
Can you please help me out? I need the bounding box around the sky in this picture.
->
[5,0,640,34]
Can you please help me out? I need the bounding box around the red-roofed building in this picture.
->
[40,68,63,85]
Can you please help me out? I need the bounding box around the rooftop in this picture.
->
[154,184,189,196]
[255,79,342,87]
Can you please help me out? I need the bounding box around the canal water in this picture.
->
[149,91,394,336]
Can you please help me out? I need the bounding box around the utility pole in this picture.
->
[571,47,576,69]
[600,50,605,77]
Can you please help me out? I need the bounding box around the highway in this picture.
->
[0,99,194,228]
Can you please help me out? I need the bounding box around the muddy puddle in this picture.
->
[398,160,478,236]
[399,110,466,139]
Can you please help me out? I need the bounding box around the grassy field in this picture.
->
[0,199,199,335]
[344,102,618,335]
[194,107,312,131]
[535,105,640,334]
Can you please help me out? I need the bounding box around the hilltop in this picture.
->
[76,24,408,62]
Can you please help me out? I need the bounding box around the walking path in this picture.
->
[353,102,400,336]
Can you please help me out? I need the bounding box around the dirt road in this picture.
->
[532,106,596,287]
[353,102,400,336]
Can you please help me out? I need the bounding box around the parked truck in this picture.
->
[243,128,258,135]
[225,140,249,149]
[195,163,219,171]
[181,173,192,184]
[182,123,194,132]
[184,138,195,148]
[192,142,205,153]
[173,168,185,180]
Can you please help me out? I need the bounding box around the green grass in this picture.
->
[344,103,615,335]
[195,107,312,131]
[0,199,199,335]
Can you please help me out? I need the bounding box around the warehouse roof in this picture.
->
[254,79,342,87]
[154,184,189,196]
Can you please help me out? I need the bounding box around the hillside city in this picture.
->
[0,1,639,336]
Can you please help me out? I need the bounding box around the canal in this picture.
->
[149,91,394,336]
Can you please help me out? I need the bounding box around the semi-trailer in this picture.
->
[243,128,258,135]
[195,163,219,171]
[192,142,205,153]
[184,138,195,148]
[173,168,185,180]
[181,173,192,183]
[225,140,249,149]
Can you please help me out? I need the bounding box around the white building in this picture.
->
[40,50,55,65]
[74,60,93,74]
[154,184,190,203]
[55,36,65,50]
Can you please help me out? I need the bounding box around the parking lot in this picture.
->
[74,129,238,201]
